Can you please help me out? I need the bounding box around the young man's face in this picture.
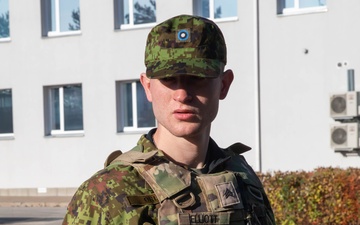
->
[140,70,233,139]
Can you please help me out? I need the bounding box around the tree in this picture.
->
[0,11,10,38]
[214,6,222,19]
[133,0,156,24]
[69,8,80,31]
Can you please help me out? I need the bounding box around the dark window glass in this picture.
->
[0,89,13,133]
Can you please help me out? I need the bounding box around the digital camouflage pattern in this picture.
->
[63,133,276,225]
[63,136,159,225]
[145,15,227,79]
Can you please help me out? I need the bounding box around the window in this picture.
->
[193,0,237,21]
[277,0,327,15]
[0,89,13,137]
[0,0,10,40]
[116,80,155,132]
[114,0,156,29]
[41,0,81,37]
[44,84,84,136]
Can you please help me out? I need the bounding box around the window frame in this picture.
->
[43,84,84,137]
[0,88,14,140]
[193,0,238,22]
[114,0,157,30]
[41,0,81,37]
[277,0,327,16]
[116,80,156,133]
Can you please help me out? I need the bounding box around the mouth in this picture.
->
[173,109,198,120]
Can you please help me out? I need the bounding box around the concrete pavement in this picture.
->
[0,207,67,225]
[0,196,71,225]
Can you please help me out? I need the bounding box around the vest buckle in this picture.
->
[173,192,196,209]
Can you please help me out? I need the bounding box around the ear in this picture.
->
[219,69,234,100]
[140,73,153,102]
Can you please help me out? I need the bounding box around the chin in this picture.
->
[170,126,208,138]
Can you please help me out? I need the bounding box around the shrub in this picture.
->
[259,167,360,225]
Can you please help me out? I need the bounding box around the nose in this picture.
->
[173,87,193,103]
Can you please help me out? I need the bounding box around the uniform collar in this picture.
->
[141,129,249,174]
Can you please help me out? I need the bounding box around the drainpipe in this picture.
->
[348,69,355,91]
[254,0,262,172]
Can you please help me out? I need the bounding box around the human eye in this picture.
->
[160,77,176,83]
[192,76,206,81]
[189,76,208,84]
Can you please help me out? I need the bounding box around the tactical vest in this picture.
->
[105,146,275,225]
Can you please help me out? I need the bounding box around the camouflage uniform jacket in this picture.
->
[63,131,275,225]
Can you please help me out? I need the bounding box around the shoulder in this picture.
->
[76,164,148,203]
[64,164,150,224]
[222,143,264,188]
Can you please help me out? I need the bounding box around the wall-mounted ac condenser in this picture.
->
[330,91,360,119]
[330,122,359,149]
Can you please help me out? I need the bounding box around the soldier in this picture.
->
[63,15,276,225]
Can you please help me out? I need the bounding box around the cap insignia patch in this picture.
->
[177,29,190,42]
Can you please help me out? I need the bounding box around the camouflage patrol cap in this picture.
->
[145,14,227,79]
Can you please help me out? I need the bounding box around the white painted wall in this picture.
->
[258,0,360,171]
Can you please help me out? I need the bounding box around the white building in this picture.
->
[0,0,359,194]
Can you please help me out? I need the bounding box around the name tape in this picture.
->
[126,194,159,206]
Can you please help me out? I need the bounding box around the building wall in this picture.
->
[259,0,360,171]
[0,0,359,191]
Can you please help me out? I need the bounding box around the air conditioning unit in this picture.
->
[330,91,360,119]
[330,122,359,149]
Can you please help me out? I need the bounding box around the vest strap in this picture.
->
[132,160,192,202]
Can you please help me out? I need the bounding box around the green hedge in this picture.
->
[259,167,360,225]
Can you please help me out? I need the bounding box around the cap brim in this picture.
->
[146,58,224,79]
